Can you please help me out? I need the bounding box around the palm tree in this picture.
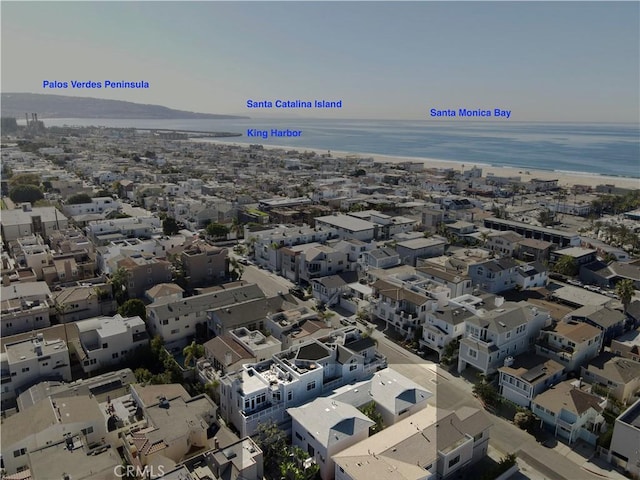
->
[183,341,204,368]
[615,279,635,313]
[109,267,130,306]
[229,257,244,281]
[479,231,490,247]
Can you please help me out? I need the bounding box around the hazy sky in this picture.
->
[2,2,639,122]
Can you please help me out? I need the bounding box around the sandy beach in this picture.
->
[197,139,640,190]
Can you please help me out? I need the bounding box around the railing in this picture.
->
[556,417,575,430]
[241,402,281,421]
[466,335,494,348]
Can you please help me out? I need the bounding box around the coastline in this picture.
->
[195,139,640,190]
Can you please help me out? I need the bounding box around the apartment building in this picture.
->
[498,354,565,408]
[1,334,72,411]
[180,241,228,287]
[51,283,117,324]
[108,252,172,299]
[611,328,640,362]
[1,296,51,337]
[266,306,332,350]
[531,380,606,445]
[158,437,264,480]
[315,214,376,242]
[147,282,265,346]
[486,231,523,257]
[85,216,160,245]
[62,196,121,217]
[121,385,218,469]
[1,394,107,475]
[371,278,431,338]
[289,398,374,480]
[608,399,640,478]
[416,266,473,298]
[299,245,349,285]
[218,333,386,437]
[581,354,640,404]
[1,204,69,242]
[536,320,602,372]
[202,327,282,376]
[206,293,297,338]
[395,237,446,267]
[333,406,491,480]
[420,298,476,359]
[74,314,149,373]
[468,257,519,294]
[249,224,337,272]
[458,300,552,375]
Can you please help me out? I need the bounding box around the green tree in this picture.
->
[9,184,44,203]
[615,278,635,312]
[359,401,384,435]
[109,267,130,305]
[279,446,319,480]
[553,255,578,277]
[151,335,165,357]
[473,381,499,407]
[514,410,537,431]
[255,420,288,476]
[182,340,204,368]
[229,257,245,281]
[66,193,92,204]
[162,216,180,235]
[134,367,153,384]
[206,222,230,239]
[9,173,41,186]
[117,298,147,321]
[538,209,555,227]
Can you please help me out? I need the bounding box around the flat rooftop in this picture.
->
[28,439,121,480]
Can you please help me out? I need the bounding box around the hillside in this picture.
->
[1,93,248,120]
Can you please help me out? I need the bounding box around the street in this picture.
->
[368,327,620,480]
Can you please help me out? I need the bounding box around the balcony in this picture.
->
[466,334,495,349]
[536,338,574,361]
[556,417,575,431]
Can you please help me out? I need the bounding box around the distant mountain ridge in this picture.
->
[1,93,249,119]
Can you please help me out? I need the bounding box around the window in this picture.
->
[171,329,179,334]
[22,367,30,373]
[112,353,118,359]
[161,319,169,325]
[288,391,293,401]
[448,455,460,468]
[13,448,26,457]
[350,364,357,371]
[102,343,108,349]
[468,349,478,359]
[81,426,94,435]
[306,381,316,391]
[295,432,303,441]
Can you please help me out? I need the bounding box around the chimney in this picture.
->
[214,437,220,450]
[25,113,29,126]
[2,275,10,287]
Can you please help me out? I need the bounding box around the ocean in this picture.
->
[41,118,640,178]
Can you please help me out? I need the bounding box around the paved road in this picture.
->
[369,329,608,480]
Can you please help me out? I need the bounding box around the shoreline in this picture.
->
[194,138,640,190]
